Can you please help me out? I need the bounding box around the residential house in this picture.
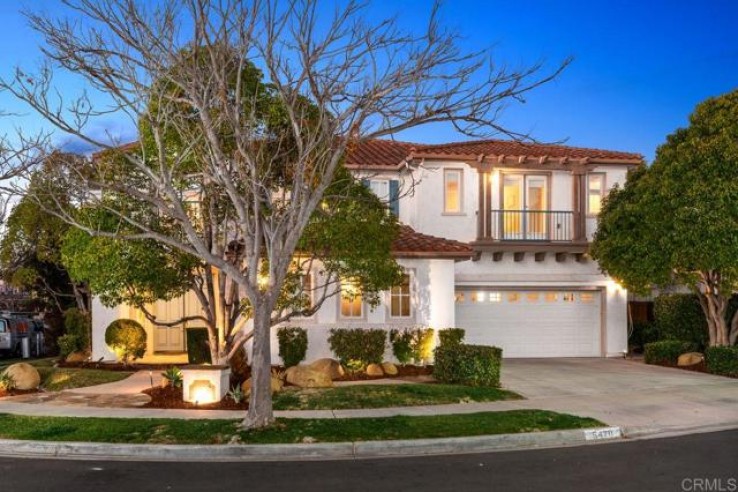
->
[91,138,643,363]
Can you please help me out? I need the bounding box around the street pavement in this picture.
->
[1,429,736,492]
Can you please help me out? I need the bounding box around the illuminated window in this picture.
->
[489,292,502,302]
[507,292,520,303]
[340,280,363,318]
[563,292,575,302]
[444,169,463,213]
[587,174,605,216]
[455,292,465,303]
[526,292,540,303]
[544,292,558,303]
[471,291,484,303]
[580,292,595,303]
[390,274,412,318]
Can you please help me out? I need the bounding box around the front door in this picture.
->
[501,174,548,240]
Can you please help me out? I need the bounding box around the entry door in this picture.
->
[153,298,185,352]
[501,174,548,240]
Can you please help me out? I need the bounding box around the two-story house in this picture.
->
[90,138,643,363]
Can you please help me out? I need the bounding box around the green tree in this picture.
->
[592,90,738,347]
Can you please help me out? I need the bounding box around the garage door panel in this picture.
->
[455,290,601,358]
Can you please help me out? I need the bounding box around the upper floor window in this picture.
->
[443,169,463,213]
[587,173,605,216]
[364,178,400,216]
[340,279,363,318]
[389,274,412,318]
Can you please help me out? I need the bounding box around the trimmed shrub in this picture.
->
[654,294,708,349]
[276,327,308,367]
[389,329,413,365]
[328,328,386,368]
[439,328,465,348]
[56,334,80,358]
[629,321,659,352]
[643,340,697,366]
[389,328,436,365]
[705,346,738,377]
[186,328,212,364]
[434,344,502,387]
[105,319,147,363]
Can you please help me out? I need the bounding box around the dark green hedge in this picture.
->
[705,346,738,377]
[328,328,386,367]
[654,294,708,349]
[434,344,502,387]
[277,326,308,367]
[104,319,146,363]
[643,340,697,365]
[186,328,212,364]
[438,328,465,348]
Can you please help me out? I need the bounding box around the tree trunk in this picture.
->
[242,304,274,429]
[730,309,738,346]
[696,278,729,347]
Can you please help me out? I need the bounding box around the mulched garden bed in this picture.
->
[0,388,40,398]
[334,364,433,381]
[142,385,248,411]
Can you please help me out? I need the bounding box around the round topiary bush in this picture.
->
[105,319,147,364]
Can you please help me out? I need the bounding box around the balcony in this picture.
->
[473,209,589,260]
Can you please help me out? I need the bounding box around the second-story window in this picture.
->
[365,179,400,216]
[587,173,606,216]
[443,169,463,213]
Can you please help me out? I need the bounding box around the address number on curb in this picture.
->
[584,427,623,441]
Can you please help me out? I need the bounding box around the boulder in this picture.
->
[308,358,345,380]
[65,351,88,363]
[366,363,384,377]
[241,376,284,395]
[284,365,333,388]
[381,362,398,376]
[3,363,41,390]
[677,352,704,367]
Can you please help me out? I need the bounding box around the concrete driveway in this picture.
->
[501,358,738,434]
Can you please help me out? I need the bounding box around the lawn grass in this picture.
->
[272,384,521,411]
[36,367,132,392]
[0,410,603,445]
[1,358,132,392]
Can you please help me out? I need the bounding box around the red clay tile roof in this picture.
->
[345,138,643,168]
[392,225,473,259]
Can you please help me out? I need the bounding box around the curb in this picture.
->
[0,426,623,462]
[623,421,738,441]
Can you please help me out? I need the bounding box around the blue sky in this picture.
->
[0,1,736,162]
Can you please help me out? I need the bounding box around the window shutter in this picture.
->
[360,178,370,188]
[389,180,400,216]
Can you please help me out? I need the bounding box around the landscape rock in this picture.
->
[241,375,284,395]
[677,352,704,367]
[365,363,384,377]
[65,351,88,363]
[381,362,398,376]
[308,358,345,380]
[284,365,333,388]
[2,363,41,390]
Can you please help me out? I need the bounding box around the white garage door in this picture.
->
[455,289,602,358]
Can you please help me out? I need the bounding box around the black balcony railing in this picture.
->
[488,210,575,242]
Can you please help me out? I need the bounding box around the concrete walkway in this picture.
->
[0,359,736,436]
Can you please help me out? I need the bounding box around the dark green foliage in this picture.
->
[56,334,80,358]
[654,294,708,349]
[161,367,183,388]
[389,329,413,365]
[629,321,659,351]
[328,328,387,367]
[389,328,435,365]
[434,344,502,387]
[643,340,698,365]
[63,308,90,352]
[439,328,465,348]
[705,346,738,377]
[186,328,212,364]
[104,319,147,363]
[276,327,308,367]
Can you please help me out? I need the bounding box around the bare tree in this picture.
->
[2,0,569,428]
